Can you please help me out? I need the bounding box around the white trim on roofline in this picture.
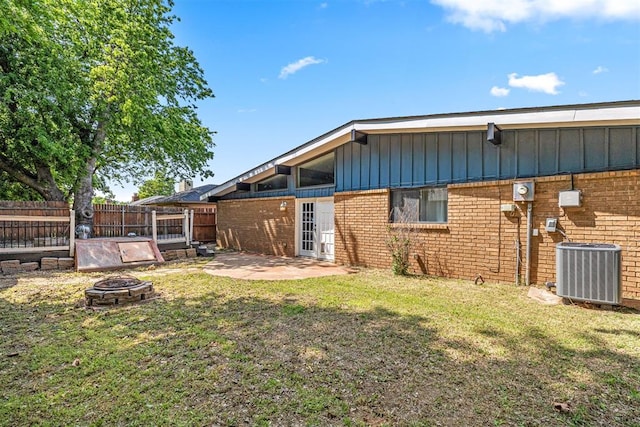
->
[201,101,640,200]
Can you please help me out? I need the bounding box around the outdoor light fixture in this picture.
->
[351,129,368,145]
[279,201,288,211]
[487,122,502,145]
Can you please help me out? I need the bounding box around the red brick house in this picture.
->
[202,101,640,308]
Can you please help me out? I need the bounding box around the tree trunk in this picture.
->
[72,119,107,236]
[72,155,96,233]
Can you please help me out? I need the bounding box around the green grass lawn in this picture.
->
[1,261,639,426]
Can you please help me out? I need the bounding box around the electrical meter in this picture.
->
[513,181,535,202]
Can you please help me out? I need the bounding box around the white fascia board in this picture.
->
[355,106,640,133]
[573,106,640,122]
[276,127,352,165]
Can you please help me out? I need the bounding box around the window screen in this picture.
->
[391,187,447,223]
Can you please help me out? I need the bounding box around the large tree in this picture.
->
[0,0,214,229]
[137,170,175,199]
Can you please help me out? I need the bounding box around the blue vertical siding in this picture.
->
[360,141,370,190]
[610,128,635,168]
[296,186,334,198]
[584,128,606,170]
[401,134,413,186]
[412,134,425,184]
[467,132,483,180]
[451,133,467,182]
[499,131,515,179]
[334,126,640,192]
[221,125,639,199]
[438,133,452,183]
[517,130,536,177]
[389,135,402,186]
[369,135,380,189]
[379,135,390,188]
[537,130,557,175]
[425,134,438,184]
[558,129,582,172]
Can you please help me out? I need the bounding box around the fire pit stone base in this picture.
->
[85,276,155,306]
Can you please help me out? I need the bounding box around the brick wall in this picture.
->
[334,189,390,267]
[334,170,640,307]
[217,197,295,257]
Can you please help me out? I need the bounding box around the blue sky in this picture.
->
[111,0,640,201]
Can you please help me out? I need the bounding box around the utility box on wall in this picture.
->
[559,190,581,207]
[513,182,535,202]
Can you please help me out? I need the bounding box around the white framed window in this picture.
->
[391,187,448,223]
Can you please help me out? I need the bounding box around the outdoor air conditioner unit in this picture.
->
[556,242,622,305]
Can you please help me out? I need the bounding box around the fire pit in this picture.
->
[85,275,155,306]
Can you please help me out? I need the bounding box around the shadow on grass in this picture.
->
[1,282,638,427]
[0,276,18,290]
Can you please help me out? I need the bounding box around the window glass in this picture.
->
[297,153,334,187]
[391,187,447,223]
[256,174,288,192]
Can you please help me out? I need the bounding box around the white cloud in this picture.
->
[490,86,510,97]
[279,56,326,79]
[431,0,640,32]
[593,65,609,74]
[508,72,565,95]
[237,108,257,113]
[320,2,328,8]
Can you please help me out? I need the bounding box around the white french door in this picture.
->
[297,198,334,261]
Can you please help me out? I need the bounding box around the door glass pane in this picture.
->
[301,202,314,251]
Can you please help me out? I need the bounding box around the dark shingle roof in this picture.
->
[155,184,218,204]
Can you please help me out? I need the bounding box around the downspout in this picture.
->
[525,201,532,286]
[515,235,520,286]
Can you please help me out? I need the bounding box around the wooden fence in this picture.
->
[191,207,217,242]
[92,204,217,243]
[0,202,216,256]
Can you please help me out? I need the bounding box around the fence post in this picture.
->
[189,209,194,244]
[121,205,125,237]
[152,210,157,242]
[69,209,75,257]
[183,209,190,246]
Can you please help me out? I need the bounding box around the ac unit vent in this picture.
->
[556,242,621,305]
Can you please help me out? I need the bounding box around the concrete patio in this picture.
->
[203,252,358,280]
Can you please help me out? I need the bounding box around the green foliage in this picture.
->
[386,207,417,276]
[0,171,43,201]
[137,170,175,199]
[386,233,411,276]
[0,0,214,204]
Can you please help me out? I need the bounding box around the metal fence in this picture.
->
[0,201,74,255]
